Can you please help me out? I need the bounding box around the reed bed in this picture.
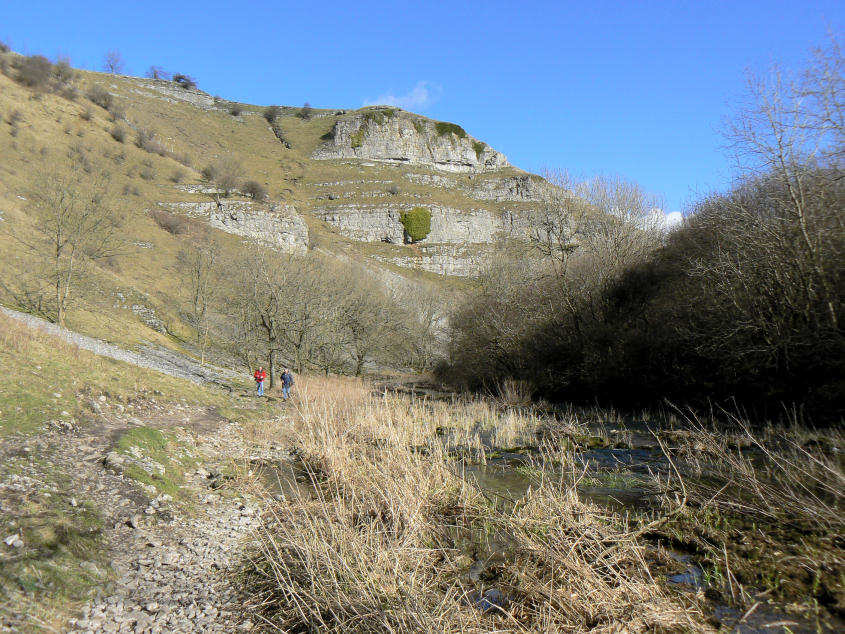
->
[241,376,705,632]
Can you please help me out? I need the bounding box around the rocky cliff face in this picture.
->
[131,79,217,109]
[312,203,534,245]
[312,109,510,173]
[158,201,308,252]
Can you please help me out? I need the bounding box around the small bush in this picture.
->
[53,59,74,83]
[170,168,186,183]
[8,110,23,125]
[0,41,9,54]
[388,184,400,195]
[61,85,79,101]
[242,180,268,201]
[264,105,281,123]
[399,207,431,242]
[172,74,196,90]
[136,128,166,156]
[200,165,217,182]
[472,140,486,159]
[139,166,156,181]
[79,106,94,121]
[17,55,52,88]
[297,102,313,120]
[149,209,190,235]
[86,84,113,110]
[229,104,242,116]
[434,121,467,139]
[110,125,126,143]
[145,66,169,80]
[108,102,126,122]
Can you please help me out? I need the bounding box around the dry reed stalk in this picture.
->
[242,375,706,632]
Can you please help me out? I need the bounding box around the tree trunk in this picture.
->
[269,348,277,389]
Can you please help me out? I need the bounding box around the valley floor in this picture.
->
[1,312,841,633]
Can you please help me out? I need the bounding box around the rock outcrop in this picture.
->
[158,201,308,253]
[131,78,217,109]
[312,203,533,245]
[312,109,509,173]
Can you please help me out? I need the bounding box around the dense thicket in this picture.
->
[442,38,844,421]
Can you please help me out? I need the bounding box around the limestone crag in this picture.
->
[312,203,533,245]
[130,78,217,109]
[373,244,490,277]
[469,174,564,203]
[312,109,509,173]
[404,172,566,204]
[158,201,308,252]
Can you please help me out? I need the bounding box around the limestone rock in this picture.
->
[312,109,509,173]
[156,201,308,253]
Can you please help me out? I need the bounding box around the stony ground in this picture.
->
[1,392,283,633]
[0,309,292,633]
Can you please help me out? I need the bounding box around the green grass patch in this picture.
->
[114,426,195,498]
[434,121,467,139]
[472,140,486,159]
[361,109,396,126]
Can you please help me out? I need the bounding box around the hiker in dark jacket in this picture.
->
[281,369,294,400]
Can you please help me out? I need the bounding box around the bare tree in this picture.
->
[145,66,170,80]
[179,238,219,365]
[726,34,843,329]
[202,157,244,202]
[103,50,124,74]
[21,169,125,326]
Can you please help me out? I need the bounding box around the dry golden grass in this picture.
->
[242,375,706,632]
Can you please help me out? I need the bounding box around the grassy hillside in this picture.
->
[0,50,516,364]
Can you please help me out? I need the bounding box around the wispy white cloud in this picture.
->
[648,208,684,232]
[664,211,683,227]
[363,81,442,111]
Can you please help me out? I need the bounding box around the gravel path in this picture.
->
[64,412,263,634]
[0,306,240,386]
[0,308,281,632]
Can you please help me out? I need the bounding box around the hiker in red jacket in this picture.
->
[253,367,266,397]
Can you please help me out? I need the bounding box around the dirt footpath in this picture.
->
[1,395,274,633]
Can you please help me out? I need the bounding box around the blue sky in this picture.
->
[3,1,842,212]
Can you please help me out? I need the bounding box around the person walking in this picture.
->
[281,368,294,400]
[253,366,266,397]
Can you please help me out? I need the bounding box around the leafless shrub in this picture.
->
[135,128,167,156]
[17,55,52,87]
[241,180,268,201]
[79,106,94,121]
[170,168,186,183]
[263,105,281,123]
[86,84,113,110]
[139,166,156,181]
[145,66,170,80]
[53,58,74,83]
[297,101,313,119]
[149,209,196,235]
[172,74,196,90]
[109,125,126,143]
